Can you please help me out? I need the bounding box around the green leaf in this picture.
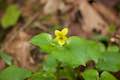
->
[43,54,58,72]
[82,69,99,80]
[31,71,56,80]
[58,67,76,80]
[43,55,75,80]
[31,33,53,52]
[100,71,117,80]
[0,66,32,80]
[52,36,105,68]
[0,51,12,65]
[96,52,120,72]
[1,4,21,28]
[107,45,119,52]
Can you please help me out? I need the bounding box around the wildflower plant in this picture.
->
[30,27,120,80]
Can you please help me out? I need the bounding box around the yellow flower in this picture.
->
[55,28,68,46]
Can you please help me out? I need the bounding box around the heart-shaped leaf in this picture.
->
[0,66,32,80]
[1,4,21,28]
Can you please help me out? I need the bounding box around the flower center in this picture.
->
[59,36,64,40]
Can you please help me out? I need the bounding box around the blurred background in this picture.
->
[0,0,120,71]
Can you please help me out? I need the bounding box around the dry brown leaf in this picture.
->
[43,0,66,14]
[44,0,60,14]
[79,0,108,35]
[2,27,39,71]
[93,2,120,26]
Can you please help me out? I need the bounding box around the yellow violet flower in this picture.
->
[55,28,68,46]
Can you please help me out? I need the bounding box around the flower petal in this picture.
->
[55,30,61,36]
[58,40,65,46]
[61,28,68,35]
